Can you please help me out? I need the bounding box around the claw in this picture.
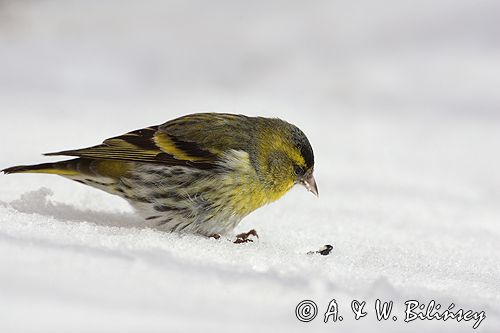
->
[234,229,258,244]
[236,229,258,240]
[233,238,254,244]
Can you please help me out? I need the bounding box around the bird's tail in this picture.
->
[2,159,130,198]
[2,159,82,176]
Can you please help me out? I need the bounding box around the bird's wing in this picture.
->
[45,114,254,169]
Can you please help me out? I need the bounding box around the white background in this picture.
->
[0,1,499,332]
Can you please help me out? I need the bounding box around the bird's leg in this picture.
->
[236,229,258,239]
[234,229,258,243]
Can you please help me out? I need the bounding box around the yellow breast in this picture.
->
[213,150,294,216]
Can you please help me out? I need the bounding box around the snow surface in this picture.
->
[1,1,500,332]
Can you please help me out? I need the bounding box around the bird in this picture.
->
[2,113,318,241]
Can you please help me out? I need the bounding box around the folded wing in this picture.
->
[45,113,254,170]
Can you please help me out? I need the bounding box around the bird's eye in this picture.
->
[294,165,305,176]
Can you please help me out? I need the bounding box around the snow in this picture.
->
[1,1,500,332]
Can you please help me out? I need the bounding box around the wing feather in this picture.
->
[44,114,253,170]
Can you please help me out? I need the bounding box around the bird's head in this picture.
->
[257,119,318,199]
[288,125,318,197]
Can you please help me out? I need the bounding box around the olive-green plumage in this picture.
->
[2,113,318,236]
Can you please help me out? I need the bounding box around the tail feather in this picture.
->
[2,160,80,176]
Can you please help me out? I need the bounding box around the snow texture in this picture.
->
[1,1,500,332]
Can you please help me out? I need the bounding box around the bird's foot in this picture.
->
[209,234,221,240]
[236,229,258,240]
[234,229,258,244]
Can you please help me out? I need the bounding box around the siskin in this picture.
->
[2,113,318,240]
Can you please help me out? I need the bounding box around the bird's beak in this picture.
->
[301,174,319,198]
